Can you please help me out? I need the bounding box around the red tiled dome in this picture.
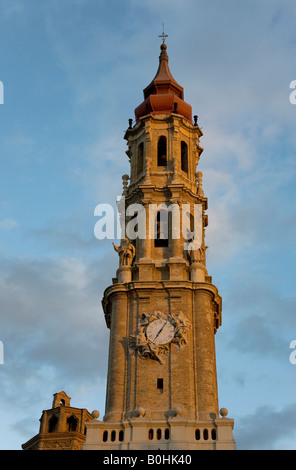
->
[134,44,192,123]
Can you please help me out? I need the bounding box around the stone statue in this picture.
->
[113,238,135,267]
[186,238,207,265]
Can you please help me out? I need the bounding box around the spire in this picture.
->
[143,43,184,100]
[134,40,192,123]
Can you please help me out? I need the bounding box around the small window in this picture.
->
[111,430,116,442]
[195,429,200,440]
[119,430,124,442]
[158,136,167,166]
[155,210,169,247]
[157,378,163,392]
[148,429,154,440]
[211,429,217,441]
[181,141,188,173]
[156,429,162,440]
[103,430,108,442]
[203,429,209,441]
[165,428,170,440]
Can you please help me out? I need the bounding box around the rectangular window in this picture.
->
[155,210,169,247]
[157,378,163,392]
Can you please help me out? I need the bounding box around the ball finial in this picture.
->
[220,407,228,417]
[91,410,100,420]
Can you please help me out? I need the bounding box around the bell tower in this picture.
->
[84,40,236,450]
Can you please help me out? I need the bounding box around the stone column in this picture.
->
[138,186,155,262]
[170,200,181,258]
[117,266,132,283]
[142,200,152,260]
[39,411,47,433]
[190,263,207,282]
[167,189,183,259]
[104,291,128,421]
[194,288,219,420]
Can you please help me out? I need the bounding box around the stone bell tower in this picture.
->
[84,40,236,450]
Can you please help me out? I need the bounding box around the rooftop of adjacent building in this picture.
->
[21,391,93,450]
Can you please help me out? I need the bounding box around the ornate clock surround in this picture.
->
[129,310,191,364]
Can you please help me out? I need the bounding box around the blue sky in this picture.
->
[0,0,296,450]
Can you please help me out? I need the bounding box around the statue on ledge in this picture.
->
[113,238,135,267]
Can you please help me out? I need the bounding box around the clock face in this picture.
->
[146,319,175,346]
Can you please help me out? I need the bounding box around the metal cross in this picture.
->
[158,23,168,44]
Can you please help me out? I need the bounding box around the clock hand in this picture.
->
[154,323,166,339]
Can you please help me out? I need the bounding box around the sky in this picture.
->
[0,0,296,451]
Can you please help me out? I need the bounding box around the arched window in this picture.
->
[148,429,154,440]
[195,429,200,440]
[155,209,169,247]
[119,430,124,442]
[103,430,108,442]
[203,429,209,441]
[156,429,162,440]
[137,142,144,175]
[181,141,188,173]
[164,428,170,440]
[211,428,217,441]
[48,415,58,433]
[67,415,78,432]
[111,430,116,442]
[158,136,167,166]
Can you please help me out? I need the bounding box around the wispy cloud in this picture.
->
[236,403,296,450]
[0,218,18,230]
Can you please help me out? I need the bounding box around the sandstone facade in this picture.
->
[84,42,236,450]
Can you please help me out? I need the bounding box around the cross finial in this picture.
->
[158,23,168,44]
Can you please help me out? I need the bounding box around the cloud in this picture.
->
[0,0,24,18]
[0,246,118,446]
[217,271,296,372]
[0,254,112,409]
[236,403,296,450]
[0,218,18,230]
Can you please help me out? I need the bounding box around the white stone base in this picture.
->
[83,417,236,451]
